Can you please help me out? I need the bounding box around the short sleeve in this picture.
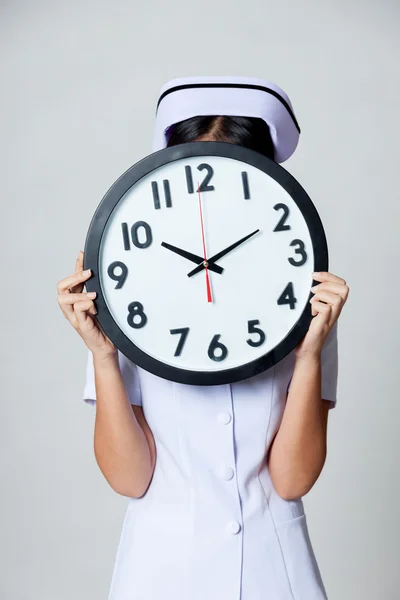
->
[82,349,142,407]
[286,320,339,409]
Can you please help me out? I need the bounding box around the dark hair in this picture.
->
[166,115,275,161]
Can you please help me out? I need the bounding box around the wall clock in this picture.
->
[84,141,328,385]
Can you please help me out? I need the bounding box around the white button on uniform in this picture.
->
[227,521,241,534]
[220,466,235,480]
[217,411,232,424]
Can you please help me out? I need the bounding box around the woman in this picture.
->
[57,76,350,600]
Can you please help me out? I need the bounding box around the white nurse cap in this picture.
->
[152,75,301,163]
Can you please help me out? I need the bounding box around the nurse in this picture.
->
[57,76,350,600]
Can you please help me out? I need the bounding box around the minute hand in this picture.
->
[187,229,260,278]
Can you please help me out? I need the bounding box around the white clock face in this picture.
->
[94,148,318,379]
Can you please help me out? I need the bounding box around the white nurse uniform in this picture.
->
[82,320,338,600]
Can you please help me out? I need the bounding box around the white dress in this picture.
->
[83,321,338,600]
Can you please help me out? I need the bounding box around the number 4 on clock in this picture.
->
[277,282,297,310]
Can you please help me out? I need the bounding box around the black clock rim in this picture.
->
[84,141,328,386]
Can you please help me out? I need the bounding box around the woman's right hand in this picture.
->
[57,250,117,360]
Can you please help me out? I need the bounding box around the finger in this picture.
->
[311,281,350,301]
[312,271,346,285]
[57,268,91,295]
[310,297,341,328]
[310,299,332,322]
[74,251,85,287]
[70,251,86,294]
[310,290,343,307]
[77,296,97,316]
[59,291,96,305]
[310,290,343,323]
[58,292,95,322]
[76,252,83,273]
[58,291,97,318]
[74,299,97,331]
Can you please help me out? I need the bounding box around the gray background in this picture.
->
[1,1,399,598]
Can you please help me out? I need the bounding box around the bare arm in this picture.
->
[57,251,156,499]
[267,353,330,500]
[267,270,349,500]
[93,353,156,498]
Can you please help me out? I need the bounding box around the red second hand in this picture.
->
[197,183,212,303]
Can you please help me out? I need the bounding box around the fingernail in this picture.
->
[84,269,91,275]
[312,272,321,276]
[311,285,318,291]
[88,292,96,298]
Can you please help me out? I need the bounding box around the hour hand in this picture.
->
[161,242,224,275]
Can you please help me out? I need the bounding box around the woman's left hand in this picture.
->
[295,271,350,359]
